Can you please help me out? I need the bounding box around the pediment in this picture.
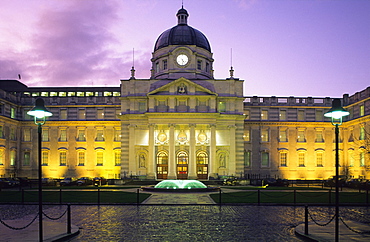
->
[148,77,217,96]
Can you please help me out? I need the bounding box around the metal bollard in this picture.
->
[98,188,100,205]
[59,188,62,204]
[219,189,222,205]
[305,205,308,235]
[21,189,24,204]
[67,204,71,234]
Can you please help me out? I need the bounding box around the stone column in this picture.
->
[128,124,136,177]
[168,124,177,179]
[228,125,236,176]
[188,124,197,179]
[209,124,217,179]
[147,124,156,179]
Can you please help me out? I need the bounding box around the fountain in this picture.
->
[142,180,219,192]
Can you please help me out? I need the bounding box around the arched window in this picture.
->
[196,151,208,164]
[157,151,168,164]
[177,151,188,164]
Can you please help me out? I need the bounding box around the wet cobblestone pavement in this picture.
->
[66,205,369,242]
[1,205,369,241]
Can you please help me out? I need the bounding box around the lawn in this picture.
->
[0,190,150,204]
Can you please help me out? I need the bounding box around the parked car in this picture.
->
[60,178,76,186]
[77,177,92,186]
[346,179,363,189]
[42,178,57,186]
[324,176,348,187]
[93,177,107,186]
[223,176,239,186]
[7,178,20,187]
[263,178,277,186]
[16,177,30,186]
[0,178,13,188]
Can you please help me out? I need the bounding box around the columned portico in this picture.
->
[168,124,177,179]
[188,124,197,179]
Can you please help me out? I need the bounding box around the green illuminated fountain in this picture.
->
[142,180,219,192]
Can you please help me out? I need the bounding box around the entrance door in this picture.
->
[196,151,208,179]
[156,151,168,179]
[177,151,188,179]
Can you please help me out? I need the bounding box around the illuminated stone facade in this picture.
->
[0,8,368,180]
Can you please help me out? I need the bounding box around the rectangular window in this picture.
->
[218,102,226,112]
[360,105,365,116]
[115,152,121,166]
[96,130,104,141]
[59,129,67,142]
[60,151,67,166]
[11,107,16,119]
[23,151,30,166]
[261,128,269,142]
[261,152,269,167]
[60,110,67,120]
[96,151,103,166]
[360,151,365,167]
[206,62,209,72]
[349,152,354,167]
[0,149,3,165]
[42,129,49,142]
[297,129,306,142]
[298,110,305,121]
[0,126,3,138]
[10,150,16,166]
[42,151,48,166]
[97,109,104,119]
[280,153,287,167]
[261,110,268,120]
[78,109,85,120]
[279,110,286,120]
[359,127,365,140]
[77,130,86,141]
[163,59,167,70]
[114,129,121,141]
[78,152,85,166]
[315,110,323,121]
[156,62,159,72]
[23,129,31,142]
[243,129,250,142]
[315,129,324,142]
[316,153,323,167]
[197,60,202,70]
[139,101,146,112]
[244,151,251,167]
[279,128,287,142]
[298,153,305,167]
[10,127,16,140]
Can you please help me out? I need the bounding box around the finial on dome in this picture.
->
[229,66,234,79]
[177,5,189,25]
[130,66,136,80]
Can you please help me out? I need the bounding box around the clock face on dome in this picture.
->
[176,54,189,66]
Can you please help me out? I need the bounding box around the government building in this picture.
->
[0,8,369,181]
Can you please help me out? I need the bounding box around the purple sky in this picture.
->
[0,0,369,97]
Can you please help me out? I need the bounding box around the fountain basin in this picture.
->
[141,180,219,192]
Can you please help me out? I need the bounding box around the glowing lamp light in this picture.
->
[324,99,349,124]
[27,98,53,120]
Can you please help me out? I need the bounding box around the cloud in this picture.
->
[16,0,131,87]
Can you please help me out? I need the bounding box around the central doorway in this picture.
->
[177,151,188,179]
[156,151,168,179]
[196,151,208,179]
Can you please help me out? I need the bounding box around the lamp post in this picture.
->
[324,98,349,242]
[27,98,53,242]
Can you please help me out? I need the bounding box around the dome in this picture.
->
[154,8,211,52]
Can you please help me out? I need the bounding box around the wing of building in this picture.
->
[0,7,369,181]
